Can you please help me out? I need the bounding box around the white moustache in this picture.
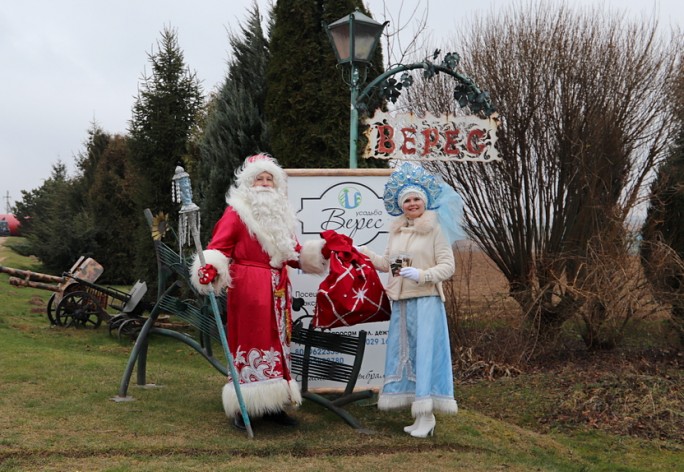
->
[251,186,275,193]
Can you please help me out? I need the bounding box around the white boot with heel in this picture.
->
[409,413,436,438]
[403,416,420,433]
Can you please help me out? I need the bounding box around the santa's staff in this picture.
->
[172,166,254,439]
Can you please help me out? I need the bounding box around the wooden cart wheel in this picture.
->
[55,291,104,329]
[117,317,144,340]
[46,293,59,325]
[50,283,85,326]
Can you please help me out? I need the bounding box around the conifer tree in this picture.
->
[197,2,271,236]
[85,132,138,283]
[14,126,110,275]
[16,162,97,273]
[75,122,110,193]
[265,0,385,168]
[128,27,203,281]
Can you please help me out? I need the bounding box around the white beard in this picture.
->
[227,186,299,268]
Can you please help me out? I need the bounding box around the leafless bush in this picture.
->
[445,245,530,377]
[640,237,684,345]
[561,228,664,350]
[445,224,679,373]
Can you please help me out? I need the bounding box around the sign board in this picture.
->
[362,111,500,162]
[287,169,392,390]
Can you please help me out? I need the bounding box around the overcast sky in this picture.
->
[1,0,681,211]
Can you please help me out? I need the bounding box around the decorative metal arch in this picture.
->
[358,51,496,117]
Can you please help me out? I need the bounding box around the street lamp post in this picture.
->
[325,10,496,169]
[325,10,387,169]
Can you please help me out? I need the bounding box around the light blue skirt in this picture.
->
[377,297,458,416]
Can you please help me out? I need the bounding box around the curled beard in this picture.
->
[228,186,298,267]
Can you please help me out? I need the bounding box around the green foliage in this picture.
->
[265,0,387,169]
[643,131,684,258]
[85,132,138,283]
[13,125,138,284]
[127,27,204,285]
[2,237,33,259]
[13,162,99,274]
[75,121,110,192]
[196,3,272,239]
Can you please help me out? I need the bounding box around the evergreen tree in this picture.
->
[196,2,271,237]
[15,162,98,273]
[14,126,112,276]
[128,27,203,282]
[75,122,110,194]
[265,0,386,169]
[86,132,138,283]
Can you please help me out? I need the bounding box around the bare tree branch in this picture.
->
[401,1,680,342]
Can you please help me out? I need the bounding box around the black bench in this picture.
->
[290,298,374,430]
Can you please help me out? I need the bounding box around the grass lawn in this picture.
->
[0,237,681,471]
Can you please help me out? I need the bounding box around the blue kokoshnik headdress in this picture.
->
[383,162,467,245]
[383,162,443,216]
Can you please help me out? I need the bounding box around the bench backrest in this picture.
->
[144,208,226,336]
[291,320,367,396]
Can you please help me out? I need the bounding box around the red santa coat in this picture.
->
[203,207,302,417]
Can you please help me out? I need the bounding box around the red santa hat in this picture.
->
[234,153,288,194]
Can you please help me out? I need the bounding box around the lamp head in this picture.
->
[325,10,387,66]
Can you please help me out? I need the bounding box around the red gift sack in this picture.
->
[313,230,391,329]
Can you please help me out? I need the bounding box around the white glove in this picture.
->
[399,267,420,282]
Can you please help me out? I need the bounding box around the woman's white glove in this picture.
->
[399,267,420,282]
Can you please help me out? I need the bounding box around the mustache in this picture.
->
[251,186,276,193]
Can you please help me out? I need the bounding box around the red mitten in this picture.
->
[198,264,218,285]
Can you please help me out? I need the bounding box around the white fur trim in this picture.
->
[390,210,438,234]
[378,394,457,415]
[235,157,288,195]
[299,239,328,275]
[189,249,231,295]
[411,398,433,416]
[433,397,458,415]
[222,378,302,417]
[377,393,413,411]
[288,379,302,405]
